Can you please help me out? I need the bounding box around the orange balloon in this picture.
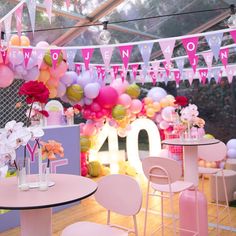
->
[10,35,20,46]
[38,70,50,83]
[144,97,153,105]
[46,78,58,89]
[153,102,161,112]
[49,87,57,98]
[20,36,30,46]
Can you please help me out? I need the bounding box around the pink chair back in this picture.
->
[142,157,182,185]
[95,174,142,216]
[198,141,227,162]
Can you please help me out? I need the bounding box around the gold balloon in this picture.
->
[80,136,91,153]
[66,84,84,102]
[125,84,140,99]
[112,105,127,120]
[43,50,63,67]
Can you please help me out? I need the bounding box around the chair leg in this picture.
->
[144,182,150,236]
[215,174,220,235]
[221,170,232,232]
[169,193,177,236]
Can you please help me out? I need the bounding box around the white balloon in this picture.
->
[227,149,236,159]
[84,97,93,105]
[84,82,100,99]
[226,139,236,150]
[159,120,169,130]
[161,106,175,122]
[147,87,167,102]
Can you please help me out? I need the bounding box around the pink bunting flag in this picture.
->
[131,64,139,80]
[182,36,199,65]
[151,61,160,71]
[26,0,36,33]
[0,48,8,64]
[162,61,171,77]
[112,66,119,79]
[4,14,12,44]
[185,70,194,85]
[23,48,33,68]
[219,48,229,68]
[159,39,175,65]
[75,64,81,76]
[96,66,102,79]
[230,30,236,44]
[225,66,236,84]
[15,4,23,37]
[191,55,199,73]
[149,71,157,85]
[119,45,133,70]
[218,70,223,84]
[81,48,94,70]
[198,69,208,84]
[101,67,106,81]
[202,51,213,70]
[44,0,53,23]
[50,49,62,69]
[100,47,113,70]
[120,69,127,83]
[35,48,46,68]
[173,70,181,86]
[66,0,70,9]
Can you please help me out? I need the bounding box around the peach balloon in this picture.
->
[38,70,50,83]
[146,108,155,117]
[46,78,58,89]
[49,87,57,98]
[144,97,153,105]
[160,98,169,108]
[9,35,20,46]
[49,60,68,78]
[20,36,30,46]
[153,102,161,112]
[198,160,205,167]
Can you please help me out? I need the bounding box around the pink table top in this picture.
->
[0,174,97,210]
[162,138,220,146]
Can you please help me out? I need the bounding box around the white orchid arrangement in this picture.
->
[0,120,44,176]
[180,104,199,124]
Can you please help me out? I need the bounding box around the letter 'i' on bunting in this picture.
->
[15,4,24,37]
[205,32,223,61]
[100,47,114,70]
[23,48,33,68]
[50,49,61,69]
[198,69,208,84]
[81,48,94,70]
[219,48,229,68]
[119,45,133,70]
[138,42,153,66]
[159,39,175,65]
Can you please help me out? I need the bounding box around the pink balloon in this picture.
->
[83,123,97,136]
[95,86,118,109]
[110,78,129,95]
[90,102,102,112]
[130,99,142,114]
[81,166,88,176]
[159,120,169,130]
[117,94,132,108]
[0,65,14,88]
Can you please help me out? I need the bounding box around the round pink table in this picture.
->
[162,138,220,186]
[0,174,97,236]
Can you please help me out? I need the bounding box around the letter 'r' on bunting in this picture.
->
[119,45,133,70]
[81,48,94,70]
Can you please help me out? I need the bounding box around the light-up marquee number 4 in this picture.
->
[93,118,161,173]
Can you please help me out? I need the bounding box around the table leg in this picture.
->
[183,146,198,186]
[20,208,52,236]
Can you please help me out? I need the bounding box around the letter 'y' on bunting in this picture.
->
[50,49,61,69]
[100,47,113,70]
[81,48,94,70]
[44,0,53,23]
[23,48,33,68]
[182,36,199,65]
[26,0,37,33]
[198,69,208,84]
[205,32,223,61]
[219,48,229,68]
[138,42,153,67]
[159,39,175,66]
[15,4,23,37]
[119,45,133,70]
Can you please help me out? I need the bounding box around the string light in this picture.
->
[97,21,111,44]
[228,4,236,28]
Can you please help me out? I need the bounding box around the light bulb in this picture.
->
[228,14,236,28]
[98,29,111,44]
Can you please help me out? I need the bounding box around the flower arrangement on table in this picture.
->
[64,104,81,125]
[173,96,205,139]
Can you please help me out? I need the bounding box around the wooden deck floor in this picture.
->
[0,175,236,236]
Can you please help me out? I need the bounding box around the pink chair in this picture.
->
[61,174,142,236]
[142,156,198,236]
[198,141,232,234]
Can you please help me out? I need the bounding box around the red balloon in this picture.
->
[95,86,118,109]
[80,152,87,161]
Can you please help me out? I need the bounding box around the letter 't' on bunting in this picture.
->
[50,49,62,69]
[26,0,37,33]
[205,32,223,61]
[100,47,114,70]
[119,45,133,70]
[182,36,199,66]
[23,48,33,68]
[138,42,153,67]
[159,39,175,66]
[15,4,24,37]
[81,48,94,70]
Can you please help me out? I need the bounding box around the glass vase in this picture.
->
[39,167,50,191]
[17,158,30,191]
[67,115,74,125]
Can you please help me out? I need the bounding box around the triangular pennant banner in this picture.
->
[198,69,208,84]
[44,0,53,23]
[131,64,139,80]
[159,39,175,65]
[175,58,185,75]
[185,70,194,85]
[81,48,94,70]
[96,66,102,79]
[112,66,119,79]
[15,4,24,37]
[119,45,133,70]
[190,55,199,74]
[75,64,81,76]
[205,32,223,61]
[23,48,33,68]
[225,66,236,84]
[50,49,62,69]
[202,51,213,70]
[66,49,77,71]
[151,61,160,72]
[138,42,153,67]
[120,69,127,83]
[182,36,199,64]
[26,0,37,33]
[219,48,229,68]
[211,68,221,83]
[101,67,106,81]
[149,71,157,85]
[100,47,113,70]
[4,14,12,43]
[66,0,70,9]
[162,60,171,77]
[230,30,236,44]
[173,70,181,86]
[0,48,8,64]
[35,48,46,68]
